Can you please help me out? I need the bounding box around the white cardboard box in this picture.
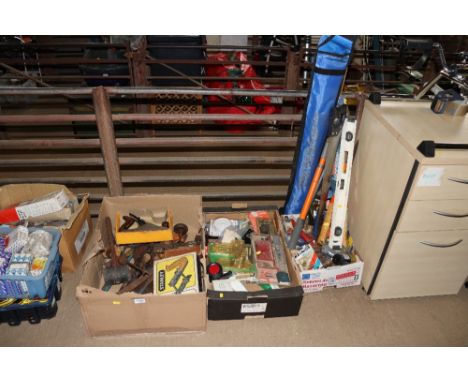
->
[300,258,364,293]
[281,214,364,293]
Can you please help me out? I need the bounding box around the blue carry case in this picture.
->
[284,35,355,214]
[0,256,62,326]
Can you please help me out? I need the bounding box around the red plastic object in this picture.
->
[207,262,221,276]
[205,52,278,127]
[0,207,21,225]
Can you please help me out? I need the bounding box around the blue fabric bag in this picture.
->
[284,35,354,214]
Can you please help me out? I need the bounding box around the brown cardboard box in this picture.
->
[76,194,207,337]
[204,210,304,320]
[0,184,92,273]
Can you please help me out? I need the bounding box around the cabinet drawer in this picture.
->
[371,230,468,299]
[398,199,468,232]
[411,165,468,201]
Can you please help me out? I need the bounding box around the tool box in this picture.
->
[0,184,92,273]
[0,226,61,299]
[76,195,207,337]
[0,256,62,326]
[204,209,304,320]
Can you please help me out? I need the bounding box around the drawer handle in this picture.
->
[419,239,463,248]
[433,210,468,218]
[448,177,468,185]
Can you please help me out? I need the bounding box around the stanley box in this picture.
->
[0,184,92,273]
[205,210,304,320]
[76,194,206,337]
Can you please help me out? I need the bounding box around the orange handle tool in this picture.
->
[288,142,329,249]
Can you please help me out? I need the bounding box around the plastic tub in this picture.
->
[0,226,60,299]
[0,256,62,326]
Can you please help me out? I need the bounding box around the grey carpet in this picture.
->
[1,269,467,346]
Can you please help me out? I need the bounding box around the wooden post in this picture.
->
[92,86,124,196]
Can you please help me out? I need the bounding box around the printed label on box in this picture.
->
[302,272,321,281]
[133,298,146,304]
[241,302,267,314]
[416,167,444,187]
[16,190,69,219]
[336,270,357,280]
[74,219,89,254]
[301,261,364,293]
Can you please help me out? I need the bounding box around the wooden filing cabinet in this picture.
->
[349,100,468,300]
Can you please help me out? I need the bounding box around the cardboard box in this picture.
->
[300,257,364,293]
[204,210,304,320]
[0,184,92,273]
[281,213,364,293]
[76,194,206,337]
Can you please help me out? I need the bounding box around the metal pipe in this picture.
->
[112,113,301,122]
[0,156,293,168]
[107,88,308,97]
[86,191,287,202]
[0,42,289,51]
[2,41,457,56]
[0,174,290,185]
[0,136,297,150]
[0,58,287,67]
[0,138,101,149]
[0,114,95,123]
[0,86,308,97]
[92,86,124,196]
[0,87,93,95]
[0,75,289,83]
[0,113,302,124]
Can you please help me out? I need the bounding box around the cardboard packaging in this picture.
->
[76,194,206,337]
[0,184,92,273]
[154,252,199,296]
[204,210,304,320]
[300,257,364,293]
[281,213,364,293]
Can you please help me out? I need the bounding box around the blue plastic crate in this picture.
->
[0,226,61,299]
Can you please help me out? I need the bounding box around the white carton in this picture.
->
[281,214,364,293]
[300,257,364,293]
